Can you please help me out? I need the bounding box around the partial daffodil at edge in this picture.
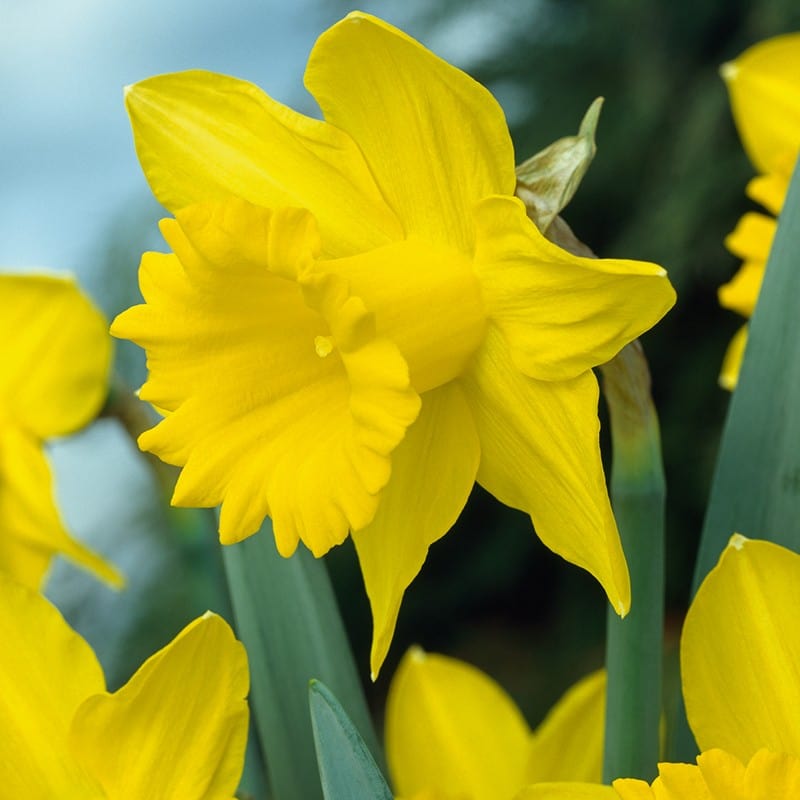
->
[0,569,248,798]
[717,32,800,389]
[113,11,676,677]
[0,273,121,589]
[510,536,800,800]
[385,646,606,800]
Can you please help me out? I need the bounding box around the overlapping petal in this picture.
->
[305,12,515,252]
[0,273,111,439]
[514,784,617,800]
[526,670,605,784]
[386,647,531,800]
[681,536,800,763]
[125,70,402,257]
[722,33,800,175]
[353,382,479,678]
[0,423,122,589]
[112,198,420,556]
[613,749,800,800]
[71,612,249,800]
[472,196,674,381]
[462,325,630,615]
[0,571,106,796]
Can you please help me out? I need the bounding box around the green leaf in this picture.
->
[222,522,384,800]
[669,155,800,760]
[309,680,393,800]
[515,97,602,232]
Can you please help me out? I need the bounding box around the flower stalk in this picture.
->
[600,341,665,782]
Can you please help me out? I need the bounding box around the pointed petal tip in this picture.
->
[728,533,749,551]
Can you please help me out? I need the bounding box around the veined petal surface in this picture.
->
[0,273,111,439]
[682,537,800,762]
[473,196,675,381]
[0,424,122,589]
[0,572,105,797]
[70,613,248,800]
[526,670,605,784]
[126,70,402,257]
[352,381,479,678]
[723,33,800,175]
[386,647,530,800]
[111,199,419,556]
[305,12,515,252]
[462,325,630,615]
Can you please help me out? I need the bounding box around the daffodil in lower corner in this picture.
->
[385,646,606,800]
[0,273,121,589]
[718,33,800,388]
[113,11,676,676]
[0,570,249,798]
[517,536,800,799]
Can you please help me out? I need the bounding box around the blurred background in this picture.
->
[3,0,800,772]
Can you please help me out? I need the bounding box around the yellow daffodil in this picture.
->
[385,646,606,800]
[1,273,121,588]
[718,33,800,388]
[0,569,248,797]
[529,536,800,799]
[113,11,675,676]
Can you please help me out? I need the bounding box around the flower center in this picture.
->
[326,239,486,394]
[314,335,334,358]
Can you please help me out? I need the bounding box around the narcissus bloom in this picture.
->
[529,536,800,799]
[1,273,121,588]
[385,646,605,800]
[718,33,800,389]
[114,12,675,675]
[0,570,248,797]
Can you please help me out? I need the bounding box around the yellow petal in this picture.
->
[0,273,111,439]
[353,381,479,678]
[718,324,748,391]
[614,760,713,800]
[473,196,675,382]
[0,424,122,589]
[462,324,630,615]
[722,33,800,174]
[526,670,606,784]
[514,783,617,800]
[305,12,515,252]
[125,70,402,257]
[112,199,419,556]
[723,211,776,268]
[682,537,800,762]
[717,261,765,318]
[386,647,530,800]
[0,571,105,796]
[746,172,788,215]
[70,612,249,800]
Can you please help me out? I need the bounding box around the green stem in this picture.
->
[600,341,665,782]
[222,524,384,800]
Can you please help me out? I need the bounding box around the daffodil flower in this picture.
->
[1,273,121,588]
[718,33,800,389]
[114,11,675,676]
[521,536,800,799]
[0,570,248,797]
[385,646,606,800]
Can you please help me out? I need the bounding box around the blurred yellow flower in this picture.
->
[385,646,606,800]
[718,33,800,389]
[0,570,248,797]
[537,537,800,799]
[0,273,121,589]
[114,12,675,676]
